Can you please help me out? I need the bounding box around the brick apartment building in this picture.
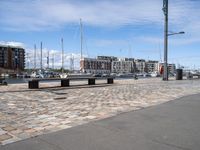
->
[0,45,25,74]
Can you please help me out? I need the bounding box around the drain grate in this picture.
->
[54,97,66,100]
[54,92,67,95]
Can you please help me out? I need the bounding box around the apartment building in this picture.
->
[111,58,134,73]
[146,60,159,73]
[80,58,111,74]
[80,56,170,75]
[159,63,176,74]
[168,64,176,74]
[97,56,118,61]
[0,45,25,73]
[134,59,147,73]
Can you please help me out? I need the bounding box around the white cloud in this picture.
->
[0,0,199,49]
[0,0,161,31]
[1,0,199,48]
[0,41,25,48]
[1,0,198,31]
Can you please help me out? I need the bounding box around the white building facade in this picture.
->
[146,60,159,73]
[159,63,176,74]
[134,59,146,73]
[111,59,134,73]
[80,58,111,74]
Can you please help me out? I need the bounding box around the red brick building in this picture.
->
[0,45,25,73]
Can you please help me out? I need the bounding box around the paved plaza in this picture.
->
[0,78,200,145]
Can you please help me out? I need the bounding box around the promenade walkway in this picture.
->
[1,93,200,150]
[0,78,200,146]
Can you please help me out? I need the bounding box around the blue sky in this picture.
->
[0,0,199,69]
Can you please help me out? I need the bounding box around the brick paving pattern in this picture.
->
[0,78,200,145]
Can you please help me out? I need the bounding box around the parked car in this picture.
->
[102,74,110,77]
[92,74,102,77]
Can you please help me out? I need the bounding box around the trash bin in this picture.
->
[176,69,183,80]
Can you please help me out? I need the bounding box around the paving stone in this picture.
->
[2,126,16,132]
[17,133,31,139]
[1,138,19,145]
[0,129,7,136]
[1,78,200,145]
[24,128,37,134]
[0,134,13,141]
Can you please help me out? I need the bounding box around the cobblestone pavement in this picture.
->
[0,78,200,145]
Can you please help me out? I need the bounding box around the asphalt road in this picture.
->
[1,94,200,150]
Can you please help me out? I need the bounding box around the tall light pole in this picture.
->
[162,0,185,81]
[163,0,168,81]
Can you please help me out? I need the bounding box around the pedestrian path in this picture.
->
[0,78,200,145]
[1,93,200,150]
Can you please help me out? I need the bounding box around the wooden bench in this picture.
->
[28,77,114,89]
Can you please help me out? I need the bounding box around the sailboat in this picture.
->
[59,38,68,78]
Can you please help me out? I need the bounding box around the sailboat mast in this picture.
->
[52,52,55,70]
[34,44,36,70]
[47,50,49,69]
[61,38,64,73]
[80,18,83,60]
[40,42,43,70]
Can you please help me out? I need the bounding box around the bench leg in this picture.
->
[3,81,7,85]
[61,79,69,87]
[88,79,95,85]
[107,78,114,84]
[0,81,7,86]
[29,81,39,89]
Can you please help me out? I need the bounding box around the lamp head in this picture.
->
[179,31,185,34]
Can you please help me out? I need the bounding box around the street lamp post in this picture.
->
[163,0,168,81]
[162,0,184,81]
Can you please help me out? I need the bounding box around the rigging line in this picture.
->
[169,56,200,60]
[73,25,80,40]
